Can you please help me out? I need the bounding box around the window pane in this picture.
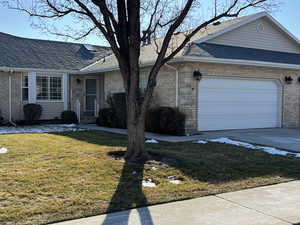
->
[50,77,62,100]
[22,88,28,101]
[23,75,28,88]
[37,76,49,100]
[139,72,148,92]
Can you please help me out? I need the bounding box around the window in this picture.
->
[36,75,62,101]
[50,76,62,100]
[22,75,29,101]
[139,71,149,92]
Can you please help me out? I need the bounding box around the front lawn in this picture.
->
[1,131,300,225]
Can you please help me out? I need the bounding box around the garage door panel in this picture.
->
[199,103,278,113]
[199,93,278,102]
[200,119,278,131]
[198,78,281,131]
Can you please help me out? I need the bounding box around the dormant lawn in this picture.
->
[1,131,300,225]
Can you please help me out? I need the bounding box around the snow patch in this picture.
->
[169,180,182,184]
[151,166,158,171]
[145,139,159,143]
[196,140,208,144]
[167,176,182,184]
[142,179,156,187]
[210,137,300,158]
[0,147,8,154]
[0,124,86,135]
[62,124,77,128]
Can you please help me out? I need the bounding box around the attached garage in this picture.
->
[197,77,282,131]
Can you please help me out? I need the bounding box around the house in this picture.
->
[1,12,300,134]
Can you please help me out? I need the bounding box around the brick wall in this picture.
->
[103,62,300,135]
[177,62,300,134]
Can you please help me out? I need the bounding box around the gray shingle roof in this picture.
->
[0,32,111,70]
[194,43,300,65]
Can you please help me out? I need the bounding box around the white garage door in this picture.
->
[198,77,281,131]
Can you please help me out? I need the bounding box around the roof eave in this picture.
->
[181,56,300,70]
[0,66,79,74]
[78,56,300,75]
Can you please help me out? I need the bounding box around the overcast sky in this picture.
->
[0,0,298,46]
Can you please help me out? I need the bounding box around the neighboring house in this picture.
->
[1,11,300,134]
[0,32,111,122]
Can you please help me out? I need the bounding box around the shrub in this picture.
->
[61,110,78,124]
[23,104,42,125]
[146,107,186,135]
[97,93,127,129]
[0,110,4,126]
[96,108,118,127]
[145,108,161,133]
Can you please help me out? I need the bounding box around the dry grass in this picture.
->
[1,131,300,225]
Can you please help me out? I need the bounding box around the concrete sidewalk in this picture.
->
[79,124,204,142]
[52,181,300,225]
[81,125,300,152]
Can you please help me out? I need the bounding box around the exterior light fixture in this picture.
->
[76,78,81,84]
[298,77,300,83]
[193,70,202,81]
[285,76,293,84]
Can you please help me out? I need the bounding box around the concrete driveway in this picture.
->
[200,128,300,153]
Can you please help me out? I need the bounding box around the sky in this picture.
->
[0,0,299,46]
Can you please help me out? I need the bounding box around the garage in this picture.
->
[197,77,282,131]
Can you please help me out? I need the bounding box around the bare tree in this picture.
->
[4,0,278,163]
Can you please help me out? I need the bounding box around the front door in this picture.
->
[85,79,97,112]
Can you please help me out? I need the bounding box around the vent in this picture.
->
[256,23,265,33]
[213,21,221,26]
[84,44,98,52]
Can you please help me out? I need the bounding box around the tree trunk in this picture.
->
[125,100,148,163]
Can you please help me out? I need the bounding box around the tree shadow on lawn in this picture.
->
[56,131,300,224]
[100,161,154,225]
[58,130,300,184]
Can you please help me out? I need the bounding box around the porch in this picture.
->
[70,73,105,123]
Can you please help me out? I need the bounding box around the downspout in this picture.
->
[8,71,16,126]
[165,63,179,107]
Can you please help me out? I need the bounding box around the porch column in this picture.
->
[63,73,69,110]
[28,72,37,103]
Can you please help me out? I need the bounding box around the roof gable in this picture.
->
[196,12,300,54]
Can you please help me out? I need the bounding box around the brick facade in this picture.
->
[103,62,300,135]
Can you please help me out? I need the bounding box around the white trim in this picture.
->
[63,73,69,110]
[0,67,78,74]
[78,55,300,75]
[8,74,12,122]
[195,12,300,45]
[264,13,300,44]
[28,71,37,103]
[181,56,300,70]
